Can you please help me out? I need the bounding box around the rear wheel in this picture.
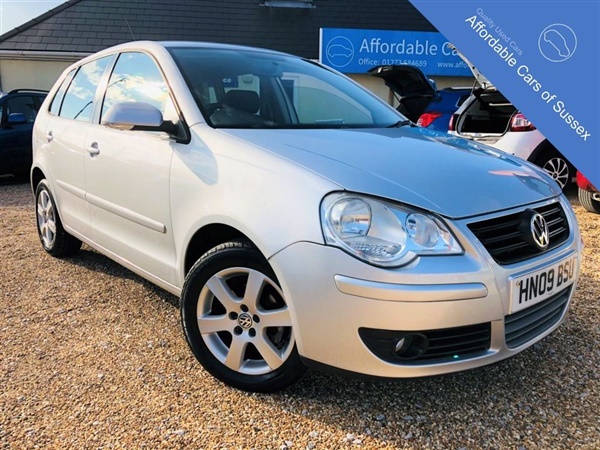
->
[180,240,306,392]
[578,188,600,213]
[536,150,574,191]
[35,180,82,257]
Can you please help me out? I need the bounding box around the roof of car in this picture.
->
[7,89,48,95]
[0,89,48,100]
[71,40,296,69]
[159,41,292,55]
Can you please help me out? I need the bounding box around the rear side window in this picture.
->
[49,69,76,116]
[101,52,177,122]
[59,56,112,122]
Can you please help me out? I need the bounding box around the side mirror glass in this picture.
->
[7,112,27,124]
[102,102,175,133]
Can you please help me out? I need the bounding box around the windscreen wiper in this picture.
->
[386,119,413,128]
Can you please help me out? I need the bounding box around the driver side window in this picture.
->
[101,52,178,123]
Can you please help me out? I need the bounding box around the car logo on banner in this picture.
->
[538,24,577,63]
[326,36,355,68]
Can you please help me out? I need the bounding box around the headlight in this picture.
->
[321,193,462,267]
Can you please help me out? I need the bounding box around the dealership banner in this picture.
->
[409,0,600,188]
[319,28,472,76]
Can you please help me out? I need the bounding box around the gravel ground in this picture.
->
[1,177,599,450]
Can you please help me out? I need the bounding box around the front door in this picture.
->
[84,51,179,286]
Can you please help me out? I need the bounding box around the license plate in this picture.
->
[510,254,577,314]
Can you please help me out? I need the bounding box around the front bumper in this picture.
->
[269,197,582,378]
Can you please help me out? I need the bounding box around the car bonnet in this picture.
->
[219,126,560,219]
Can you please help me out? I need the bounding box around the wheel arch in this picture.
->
[529,139,570,165]
[183,223,255,277]
[31,167,46,194]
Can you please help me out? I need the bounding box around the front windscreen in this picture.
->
[168,47,404,129]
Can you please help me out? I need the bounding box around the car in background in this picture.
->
[32,41,581,392]
[417,87,471,131]
[447,52,574,191]
[368,65,470,132]
[0,89,48,178]
[577,171,600,213]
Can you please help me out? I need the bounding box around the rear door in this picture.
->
[41,57,113,236]
[83,51,179,285]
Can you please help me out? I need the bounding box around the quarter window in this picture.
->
[49,69,76,116]
[59,56,112,122]
[101,52,177,122]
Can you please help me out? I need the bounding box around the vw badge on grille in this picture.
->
[530,213,549,250]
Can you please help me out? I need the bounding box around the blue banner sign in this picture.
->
[319,28,472,76]
[409,0,600,188]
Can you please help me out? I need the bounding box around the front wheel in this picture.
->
[180,240,306,392]
[578,188,600,213]
[35,180,82,257]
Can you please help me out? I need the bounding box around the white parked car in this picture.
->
[32,41,581,392]
[448,53,575,190]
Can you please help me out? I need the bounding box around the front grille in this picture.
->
[505,286,571,348]
[468,202,569,265]
[359,323,491,365]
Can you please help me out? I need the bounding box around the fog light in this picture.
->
[394,333,428,360]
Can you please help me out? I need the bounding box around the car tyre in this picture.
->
[536,150,573,191]
[181,239,306,392]
[35,180,82,257]
[578,188,600,213]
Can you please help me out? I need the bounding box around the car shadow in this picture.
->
[67,247,180,308]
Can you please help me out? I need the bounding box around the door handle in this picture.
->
[46,131,53,143]
[86,142,100,157]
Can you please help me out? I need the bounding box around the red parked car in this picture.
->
[577,172,600,213]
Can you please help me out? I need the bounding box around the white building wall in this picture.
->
[0,59,72,92]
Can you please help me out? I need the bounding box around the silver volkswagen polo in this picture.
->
[31,41,581,392]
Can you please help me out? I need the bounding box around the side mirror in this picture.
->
[102,102,175,133]
[7,112,27,125]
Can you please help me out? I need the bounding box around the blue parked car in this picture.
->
[369,65,470,132]
[0,89,48,178]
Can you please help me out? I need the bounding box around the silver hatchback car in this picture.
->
[32,41,581,392]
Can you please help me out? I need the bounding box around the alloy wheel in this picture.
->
[37,189,57,249]
[542,157,570,189]
[196,267,294,375]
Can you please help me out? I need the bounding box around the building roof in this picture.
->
[0,0,435,58]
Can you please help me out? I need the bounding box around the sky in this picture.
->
[0,0,64,36]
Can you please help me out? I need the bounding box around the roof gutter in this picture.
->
[0,50,91,62]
